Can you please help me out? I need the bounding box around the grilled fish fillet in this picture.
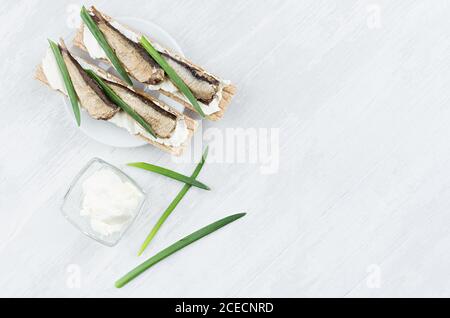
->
[107,82,177,138]
[61,46,118,120]
[92,13,165,85]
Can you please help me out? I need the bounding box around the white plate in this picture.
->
[63,17,184,148]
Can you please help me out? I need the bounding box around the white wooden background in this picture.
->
[1,0,450,297]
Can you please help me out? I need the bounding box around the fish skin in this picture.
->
[163,54,219,104]
[92,15,165,85]
[61,47,119,120]
[107,82,178,139]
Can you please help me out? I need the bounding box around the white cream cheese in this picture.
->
[83,25,108,59]
[80,168,143,236]
[82,18,223,115]
[42,48,67,94]
[108,112,189,147]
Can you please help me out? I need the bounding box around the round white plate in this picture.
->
[63,17,184,148]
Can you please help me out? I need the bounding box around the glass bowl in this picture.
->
[61,158,147,246]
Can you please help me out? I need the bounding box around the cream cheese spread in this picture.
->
[80,168,143,236]
[42,48,67,94]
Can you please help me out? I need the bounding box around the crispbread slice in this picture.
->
[35,52,197,156]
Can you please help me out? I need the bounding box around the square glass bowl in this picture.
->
[61,158,147,246]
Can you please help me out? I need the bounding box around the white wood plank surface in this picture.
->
[1,0,449,297]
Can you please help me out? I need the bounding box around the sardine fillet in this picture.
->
[93,15,165,85]
[108,82,177,138]
[61,47,118,120]
[164,54,218,104]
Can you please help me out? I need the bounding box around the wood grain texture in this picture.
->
[1,0,450,297]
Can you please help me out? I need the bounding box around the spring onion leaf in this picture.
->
[85,69,156,138]
[138,147,209,255]
[140,36,206,118]
[115,212,246,288]
[48,39,81,126]
[127,162,210,190]
[80,6,133,86]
